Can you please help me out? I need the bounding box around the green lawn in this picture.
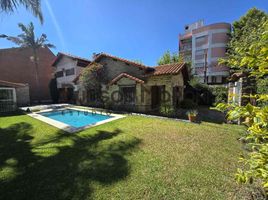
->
[0,112,250,199]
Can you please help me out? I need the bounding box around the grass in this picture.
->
[0,112,251,199]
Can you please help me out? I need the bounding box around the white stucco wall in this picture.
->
[55,56,84,88]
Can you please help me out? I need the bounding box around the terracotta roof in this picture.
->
[109,73,145,85]
[229,72,247,82]
[73,53,150,83]
[0,80,28,88]
[52,52,91,67]
[149,62,186,76]
[93,53,149,70]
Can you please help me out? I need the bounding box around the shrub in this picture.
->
[188,80,214,106]
[159,104,175,116]
[216,18,268,194]
[211,86,228,105]
[257,78,268,107]
[257,77,268,94]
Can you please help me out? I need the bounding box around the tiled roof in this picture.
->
[149,62,186,76]
[52,52,91,66]
[93,53,149,70]
[229,72,247,82]
[0,80,28,88]
[73,53,150,83]
[109,73,145,85]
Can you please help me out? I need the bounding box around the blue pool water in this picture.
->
[40,109,113,128]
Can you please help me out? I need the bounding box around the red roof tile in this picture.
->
[149,62,186,76]
[109,73,144,85]
[93,53,149,70]
[52,52,91,66]
[73,53,150,83]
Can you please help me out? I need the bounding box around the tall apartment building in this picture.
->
[179,20,231,84]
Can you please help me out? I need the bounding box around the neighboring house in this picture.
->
[179,20,231,84]
[51,52,91,102]
[74,53,188,112]
[0,80,30,111]
[0,47,55,103]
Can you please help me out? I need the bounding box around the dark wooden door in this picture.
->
[151,86,161,109]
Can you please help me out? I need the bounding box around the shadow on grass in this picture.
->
[0,123,140,200]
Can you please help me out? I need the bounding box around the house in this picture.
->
[52,52,91,103]
[179,20,231,84]
[0,80,30,112]
[0,47,55,103]
[74,53,188,112]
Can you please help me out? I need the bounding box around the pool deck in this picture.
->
[25,105,125,133]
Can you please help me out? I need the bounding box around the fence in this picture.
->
[0,87,17,112]
[0,102,17,112]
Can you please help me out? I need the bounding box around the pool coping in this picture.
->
[27,107,125,133]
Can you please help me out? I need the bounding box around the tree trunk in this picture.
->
[33,48,41,103]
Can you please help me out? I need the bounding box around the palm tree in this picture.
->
[0,0,43,23]
[0,22,55,102]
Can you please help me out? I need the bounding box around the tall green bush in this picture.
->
[49,78,59,103]
[211,86,228,105]
[217,16,268,193]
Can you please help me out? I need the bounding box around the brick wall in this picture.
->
[16,85,30,106]
[0,47,55,103]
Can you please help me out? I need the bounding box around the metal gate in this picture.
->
[0,87,17,112]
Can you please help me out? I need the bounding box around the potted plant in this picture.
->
[186,110,198,122]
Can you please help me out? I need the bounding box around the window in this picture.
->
[0,88,15,102]
[195,49,207,55]
[0,88,16,112]
[182,44,192,51]
[120,86,136,104]
[184,55,192,62]
[196,36,206,43]
[212,76,217,83]
[195,62,204,68]
[65,68,75,76]
[56,71,64,78]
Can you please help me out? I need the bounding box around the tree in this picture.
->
[80,63,104,90]
[80,63,106,105]
[216,17,268,194]
[0,0,43,24]
[223,8,268,74]
[49,77,59,103]
[0,22,55,102]
[157,50,183,65]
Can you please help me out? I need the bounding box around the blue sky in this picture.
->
[0,0,267,66]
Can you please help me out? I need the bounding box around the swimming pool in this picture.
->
[40,109,113,128]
